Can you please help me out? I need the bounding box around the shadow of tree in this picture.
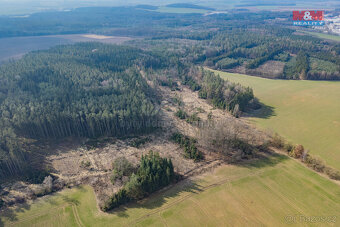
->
[0,202,32,227]
[247,102,276,119]
[0,185,87,226]
[236,152,289,169]
[61,195,80,206]
[107,178,202,218]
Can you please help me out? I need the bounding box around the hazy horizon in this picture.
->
[0,0,200,15]
[1,0,338,16]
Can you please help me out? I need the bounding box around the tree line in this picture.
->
[187,68,258,116]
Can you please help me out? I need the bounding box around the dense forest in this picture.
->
[0,43,161,178]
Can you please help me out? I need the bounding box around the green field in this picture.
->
[213,70,340,171]
[303,31,340,42]
[1,155,340,226]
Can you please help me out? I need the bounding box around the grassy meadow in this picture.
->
[213,70,340,171]
[1,155,340,226]
[303,31,340,42]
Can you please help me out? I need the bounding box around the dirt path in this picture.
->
[72,203,85,227]
[158,210,169,227]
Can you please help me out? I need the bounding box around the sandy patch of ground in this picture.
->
[82,34,116,39]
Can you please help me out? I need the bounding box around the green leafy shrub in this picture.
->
[171,133,203,161]
[111,157,135,185]
[182,76,201,91]
[196,107,205,113]
[129,137,151,148]
[175,109,187,119]
[172,95,183,106]
[80,160,91,168]
[186,113,200,124]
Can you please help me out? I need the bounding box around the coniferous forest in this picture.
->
[0,43,163,178]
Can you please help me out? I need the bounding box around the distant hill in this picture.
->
[166,3,214,11]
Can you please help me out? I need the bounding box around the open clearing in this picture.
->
[1,154,340,226]
[302,31,340,42]
[81,34,119,40]
[212,70,340,171]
